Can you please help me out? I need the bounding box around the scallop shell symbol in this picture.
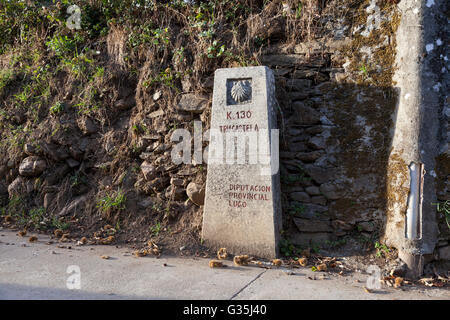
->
[231,81,250,103]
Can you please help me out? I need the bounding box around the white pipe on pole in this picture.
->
[406,162,424,240]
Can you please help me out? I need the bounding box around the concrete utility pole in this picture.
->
[383,0,442,278]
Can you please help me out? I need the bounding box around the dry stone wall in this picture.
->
[258,39,397,249]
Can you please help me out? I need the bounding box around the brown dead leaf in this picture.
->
[151,247,161,256]
[60,234,70,242]
[272,259,282,267]
[209,260,224,268]
[54,229,63,238]
[17,230,27,237]
[317,263,328,272]
[134,249,147,257]
[100,235,115,245]
[76,238,87,246]
[394,277,403,287]
[298,257,308,267]
[233,255,249,266]
[217,248,228,260]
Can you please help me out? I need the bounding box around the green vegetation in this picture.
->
[281,166,311,185]
[279,238,299,257]
[97,189,127,216]
[325,238,347,248]
[311,242,320,254]
[2,196,27,227]
[288,203,305,216]
[50,101,64,114]
[432,200,450,229]
[51,216,70,231]
[150,222,162,237]
[1,196,68,231]
[374,241,390,258]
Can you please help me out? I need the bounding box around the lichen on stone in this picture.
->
[339,0,401,87]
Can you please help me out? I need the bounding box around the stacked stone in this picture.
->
[132,92,208,208]
[435,109,450,260]
[262,39,381,247]
[270,55,342,246]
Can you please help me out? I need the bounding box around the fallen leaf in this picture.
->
[134,249,147,257]
[272,259,282,267]
[217,248,228,260]
[233,255,249,266]
[60,234,70,243]
[151,247,161,257]
[54,229,63,238]
[298,257,308,267]
[77,237,88,245]
[100,235,115,245]
[17,230,27,237]
[317,263,328,272]
[209,260,224,268]
[364,287,372,293]
[394,277,403,287]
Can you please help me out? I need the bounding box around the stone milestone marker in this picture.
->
[202,66,282,259]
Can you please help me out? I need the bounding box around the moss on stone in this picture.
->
[340,0,401,87]
[386,150,409,218]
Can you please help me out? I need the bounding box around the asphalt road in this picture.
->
[0,230,448,300]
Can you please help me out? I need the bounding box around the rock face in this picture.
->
[8,177,27,197]
[290,192,311,202]
[285,78,312,91]
[57,196,87,216]
[292,102,321,125]
[77,117,98,135]
[358,221,375,233]
[438,246,450,261]
[166,185,186,201]
[18,157,46,177]
[293,218,332,233]
[305,186,320,195]
[176,94,208,113]
[114,96,136,110]
[0,181,7,197]
[186,182,205,206]
[319,183,344,200]
[141,161,156,181]
[24,143,39,156]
